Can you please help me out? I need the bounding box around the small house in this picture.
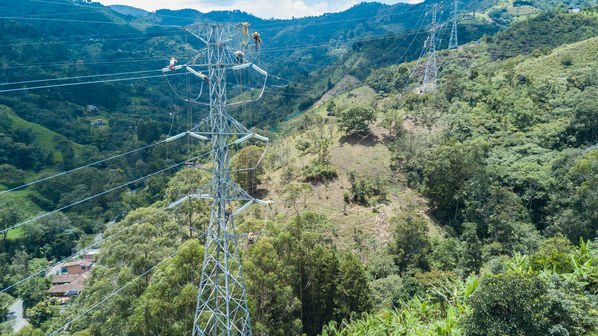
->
[91,119,103,126]
[61,260,93,275]
[86,105,98,112]
[569,8,581,13]
[47,272,89,303]
[82,249,100,261]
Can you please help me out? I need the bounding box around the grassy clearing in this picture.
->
[263,84,438,252]
[516,36,598,81]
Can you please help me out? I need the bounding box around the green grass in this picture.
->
[263,84,438,251]
[516,36,598,81]
[8,189,42,217]
[6,227,24,240]
[0,105,85,162]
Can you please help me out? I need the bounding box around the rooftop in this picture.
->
[47,272,89,296]
[52,274,82,284]
[63,260,93,267]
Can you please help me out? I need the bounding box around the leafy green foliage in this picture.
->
[302,138,338,183]
[464,272,550,336]
[489,8,598,59]
[338,105,376,135]
[0,164,25,188]
[0,292,11,323]
[346,171,387,206]
[388,205,431,273]
[231,145,266,196]
[0,199,21,245]
[25,298,60,328]
[21,213,82,260]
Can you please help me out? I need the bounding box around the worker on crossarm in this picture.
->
[252,32,261,51]
[248,232,255,244]
[225,206,232,222]
[169,57,178,71]
[234,50,244,64]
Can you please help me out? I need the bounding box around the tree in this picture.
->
[282,182,312,215]
[460,222,483,276]
[270,212,364,336]
[21,213,81,259]
[231,145,266,196]
[54,136,74,170]
[302,138,337,184]
[422,139,487,225]
[0,164,25,188]
[128,241,204,336]
[136,121,160,144]
[0,199,21,247]
[464,272,550,336]
[25,298,59,328]
[244,239,302,336]
[164,168,210,232]
[326,101,336,116]
[334,252,372,321]
[338,105,376,135]
[388,205,431,273]
[431,237,462,272]
[0,292,11,323]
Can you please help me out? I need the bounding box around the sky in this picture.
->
[98,0,424,20]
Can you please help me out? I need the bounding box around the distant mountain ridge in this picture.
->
[108,5,149,18]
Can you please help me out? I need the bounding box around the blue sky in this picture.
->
[99,0,424,19]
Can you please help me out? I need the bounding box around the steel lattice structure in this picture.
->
[449,0,459,50]
[178,23,270,336]
[423,4,440,92]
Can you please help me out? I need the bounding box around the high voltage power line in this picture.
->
[48,239,197,336]
[0,152,209,236]
[0,132,195,196]
[0,1,465,332]
[0,72,186,93]
[1,203,174,293]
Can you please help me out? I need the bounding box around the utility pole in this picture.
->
[423,4,440,92]
[181,23,270,336]
[449,0,458,49]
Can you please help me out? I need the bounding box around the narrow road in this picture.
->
[7,299,29,333]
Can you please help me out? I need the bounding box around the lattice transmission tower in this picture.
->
[423,4,441,92]
[449,0,459,49]
[173,23,270,336]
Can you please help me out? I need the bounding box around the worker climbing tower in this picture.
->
[422,4,440,92]
[179,23,270,336]
[449,0,459,50]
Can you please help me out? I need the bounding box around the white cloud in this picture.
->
[99,0,423,19]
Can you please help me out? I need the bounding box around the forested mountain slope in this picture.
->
[2,2,598,336]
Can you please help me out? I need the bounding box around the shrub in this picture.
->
[302,161,338,183]
[0,164,25,188]
[464,272,550,336]
[338,105,376,135]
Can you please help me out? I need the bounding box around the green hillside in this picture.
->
[3,2,598,336]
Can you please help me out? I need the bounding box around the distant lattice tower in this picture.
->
[422,4,440,92]
[449,0,459,50]
[179,23,270,336]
